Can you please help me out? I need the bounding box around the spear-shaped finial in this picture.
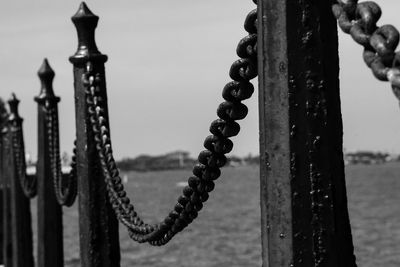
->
[73,2,96,19]
[8,93,22,122]
[69,2,107,63]
[37,58,55,96]
[38,58,55,81]
[35,58,60,103]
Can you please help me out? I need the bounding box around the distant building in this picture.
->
[345,151,390,165]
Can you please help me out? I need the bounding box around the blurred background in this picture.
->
[1,1,400,266]
[0,0,399,160]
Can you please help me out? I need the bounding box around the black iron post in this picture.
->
[34,58,64,267]
[8,94,34,267]
[69,3,120,266]
[1,116,12,267]
[1,105,12,267]
[0,151,3,266]
[0,105,8,265]
[257,1,356,266]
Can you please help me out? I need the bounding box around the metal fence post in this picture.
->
[0,108,8,266]
[0,169,3,266]
[257,1,356,266]
[1,116,12,267]
[0,182,3,266]
[34,58,64,267]
[7,95,34,267]
[69,3,120,266]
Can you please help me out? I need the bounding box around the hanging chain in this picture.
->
[2,122,11,189]
[10,120,37,198]
[332,0,400,99]
[45,102,78,207]
[81,3,258,246]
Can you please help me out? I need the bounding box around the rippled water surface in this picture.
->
[29,163,400,266]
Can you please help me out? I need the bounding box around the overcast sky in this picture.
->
[0,1,399,160]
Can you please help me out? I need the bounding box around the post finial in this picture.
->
[8,93,22,122]
[35,58,60,103]
[74,2,96,18]
[38,58,55,81]
[69,2,107,64]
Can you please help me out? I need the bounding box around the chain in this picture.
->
[81,3,258,246]
[10,120,37,198]
[332,0,400,100]
[1,122,10,189]
[45,103,78,207]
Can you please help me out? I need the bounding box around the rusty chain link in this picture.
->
[332,0,400,100]
[45,103,78,207]
[81,3,258,246]
[10,120,37,198]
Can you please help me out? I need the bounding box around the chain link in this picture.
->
[45,103,78,207]
[1,122,11,189]
[332,0,400,100]
[10,120,37,198]
[81,3,258,246]
[9,102,78,203]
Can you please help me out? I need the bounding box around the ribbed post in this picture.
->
[0,158,3,266]
[1,116,12,267]
[34,58,64,267]
[69,2,120,266]
[7,94,34,267]
[0,105,8,266]
[257,1,356,266]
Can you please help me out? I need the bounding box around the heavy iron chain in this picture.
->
[1,122,11,189]
[332,0,400,99]
[82,1,258,246]
[45,103,78,207]
[10,120,37,198]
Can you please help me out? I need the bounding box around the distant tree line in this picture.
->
[344,151,397,165]
[61,149,400,172]
[115,151,261,172]
[116,151,196,172]
[227,154,259,166]
[115,149,400,171]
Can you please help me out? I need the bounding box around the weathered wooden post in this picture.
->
[34,58,64,267]
[257,1,357,266]
[69,2,120,266]
[7,94,34,267]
